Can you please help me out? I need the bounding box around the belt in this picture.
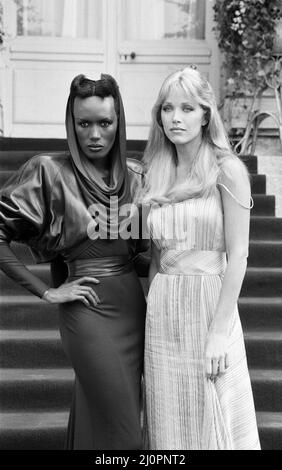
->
[67,256,133,279]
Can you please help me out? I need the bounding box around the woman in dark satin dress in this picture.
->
[0,74,149,450]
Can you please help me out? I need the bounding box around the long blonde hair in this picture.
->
[139,67,245,204]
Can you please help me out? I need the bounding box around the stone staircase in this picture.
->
[0,138,282,450]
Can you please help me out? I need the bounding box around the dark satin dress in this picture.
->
[59,237,146,450]
[0,153,149,450]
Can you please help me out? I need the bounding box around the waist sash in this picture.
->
[159,249,226,276]
[67,256,133,279]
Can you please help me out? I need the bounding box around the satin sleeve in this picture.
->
[0,155,56,297]
[0,155,53,244]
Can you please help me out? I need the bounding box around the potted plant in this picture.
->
[213,0,281,154]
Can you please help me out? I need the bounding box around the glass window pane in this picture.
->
[14,0,102,38]
[121,0,205,41]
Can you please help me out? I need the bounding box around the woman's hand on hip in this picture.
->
[205,330,229,381]
[42,276,100,307]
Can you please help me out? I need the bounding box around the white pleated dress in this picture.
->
[143,186,260,450]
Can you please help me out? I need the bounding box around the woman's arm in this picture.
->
[0,240,100,307]
[0,156,100,307]
[0,227,101,309]
[0,241,49,297]
[205,158,251,380]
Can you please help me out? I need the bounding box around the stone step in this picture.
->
[0,410,67,450]
[0,264,50,295]
[0,296,59,329]
[0,147,259,173]
[0,295,281,332]
[0,368,73,411]
[248,241,282,267]
[0,151,47,171]
[0,367,281,414]
[0,330,70,368]
[251,194,275,216]
[250,216,282,241]
[244,330,282,369]
[256,411,282,450]
[239,297,282,329]
[241,268,282,297]
[0,410,280,450]
[0,138,146,152]
[1,327,281,370]
[250,369,282,412]
[0,137,69,151]
[250,174,266,194]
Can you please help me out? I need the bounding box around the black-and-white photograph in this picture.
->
[0,0,281,454]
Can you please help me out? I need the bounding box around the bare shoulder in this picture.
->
[217,156,253,209]
[219,156,250,189]
[217,156,252,209]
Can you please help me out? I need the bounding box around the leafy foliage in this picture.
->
[213,0,281,96]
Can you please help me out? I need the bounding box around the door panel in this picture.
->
[117,0,218,139]
[3,0,106,137]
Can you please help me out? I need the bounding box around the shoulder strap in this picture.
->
[217,183,254,210]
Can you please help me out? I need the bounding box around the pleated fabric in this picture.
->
[144,189,260,450]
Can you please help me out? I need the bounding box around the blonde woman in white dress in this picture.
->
[139,67,260,450]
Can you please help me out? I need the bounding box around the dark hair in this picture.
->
[69,74,120,115]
